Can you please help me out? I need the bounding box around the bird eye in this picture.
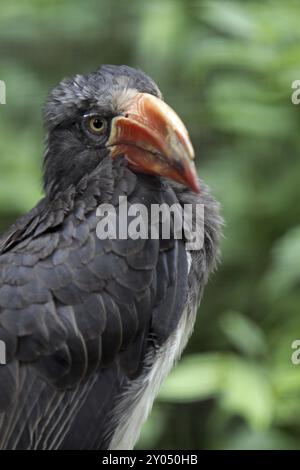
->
[87,116,107,135]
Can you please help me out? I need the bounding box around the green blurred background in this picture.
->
[1,0,300,450]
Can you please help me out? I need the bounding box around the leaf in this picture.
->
[202,1,257,39]
[220,311,267,357]
[264,226,300,297]
[220,359,272,430]
[160,354,272,430]
[159,353,223,402]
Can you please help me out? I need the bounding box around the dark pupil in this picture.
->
[92,118,103,129]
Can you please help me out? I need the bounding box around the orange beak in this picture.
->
[107,92,200,193]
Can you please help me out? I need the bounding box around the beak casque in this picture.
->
[107,92,200,193]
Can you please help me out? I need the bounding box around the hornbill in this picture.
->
[0,65,221,450]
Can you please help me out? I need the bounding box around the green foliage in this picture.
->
[0,0,300,450]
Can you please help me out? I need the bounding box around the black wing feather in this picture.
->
[0,159,189,449]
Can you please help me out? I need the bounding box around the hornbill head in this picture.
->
[43,64,200,196]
